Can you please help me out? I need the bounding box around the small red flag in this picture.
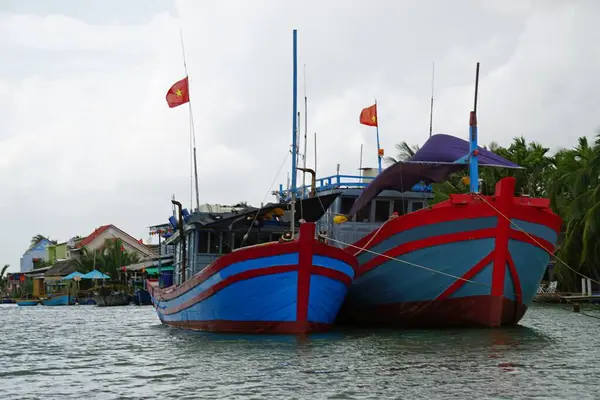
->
[359,104,378,127]
[166,77,190,108]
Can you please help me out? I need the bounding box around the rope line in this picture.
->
[474,193,600,286]
[325,236,490,288]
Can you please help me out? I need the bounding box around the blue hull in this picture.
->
[338,179,562,328]
[150,223,358,334]
[133,289,152,306]
[17,300,39,306]
[42,294,73,306]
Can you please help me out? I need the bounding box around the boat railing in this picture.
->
[277,173,432,200]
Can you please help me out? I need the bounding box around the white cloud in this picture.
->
[1,0,599,271]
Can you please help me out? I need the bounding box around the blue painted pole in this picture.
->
[291,30,298,196]
[375,100,382,174]
[469,62,480,193]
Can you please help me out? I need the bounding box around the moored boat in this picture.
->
[93,287,131,306]
[42,294,74,306]
[335,63,562,328]
[148,29,358,334]
[148,208,357,334]
[17,299,40,306]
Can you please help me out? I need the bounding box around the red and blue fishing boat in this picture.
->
[147,29,358,334]
[335,63,562,328]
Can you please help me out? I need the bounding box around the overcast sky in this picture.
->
[1,0,599,271]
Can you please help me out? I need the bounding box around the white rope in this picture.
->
[325,236,490,288]
[474,193,600,286]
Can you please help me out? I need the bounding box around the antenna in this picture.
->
[429,61,435,137]
[314,132,317,178]
[359,143,363,173]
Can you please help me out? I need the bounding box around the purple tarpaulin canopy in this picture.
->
[349,134,521,216]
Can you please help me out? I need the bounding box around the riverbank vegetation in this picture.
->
[388,134,600,291]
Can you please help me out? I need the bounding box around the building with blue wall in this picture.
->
[20,238,51,273]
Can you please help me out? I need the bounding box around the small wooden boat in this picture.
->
[16,300,40,306]
[93,287,131,306]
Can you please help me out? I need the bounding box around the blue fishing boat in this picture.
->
[17,300,40,306]
[42,294,73,306]
[148,29,358,334]
[281,63,562,328]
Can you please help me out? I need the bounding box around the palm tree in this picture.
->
[29,234,46,249]
[547,135,600,289]
[384,141,421,165]
[96,238,141,278]
[0,264,9,293]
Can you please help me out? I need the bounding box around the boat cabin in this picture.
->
[164,194,339,286]
[277,169,434,247]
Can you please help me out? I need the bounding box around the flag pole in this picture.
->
[179,28,200,212]
[302,64,308,198]
[375,99,382,174]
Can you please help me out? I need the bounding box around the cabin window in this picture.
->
[222,233,233,254]
[197,231,209,253]
[355,201,372,222]
[208,232,220,254]
[411,201,424,212]
[374,200,391,222]
[392,199,409,215]
[339,196,355,215]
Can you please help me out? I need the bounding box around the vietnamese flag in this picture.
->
[166,77,190,108]
[359,104,378,127]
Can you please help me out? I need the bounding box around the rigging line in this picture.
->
[474,192,600,286]
[325,236,490,288]
[241,151,291,245]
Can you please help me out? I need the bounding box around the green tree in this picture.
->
[384,141,421,165]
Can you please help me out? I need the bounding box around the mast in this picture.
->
[290,29,298,235]
[429,61,435,137]
[179,28,200,212]
[469,62,480,193]
[302,64,308,198]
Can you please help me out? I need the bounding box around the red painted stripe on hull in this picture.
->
[435,251,495,301]
[157,265,297,315]
[359,228,497,276]
[160,320,332,334]
[337,296,527,328]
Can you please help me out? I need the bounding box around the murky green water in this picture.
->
[1,304,599,399]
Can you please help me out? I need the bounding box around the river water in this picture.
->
[1,304,598,399]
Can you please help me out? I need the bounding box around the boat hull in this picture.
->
[42,294,74,306]
[133,289,152,306]
[337,177,562,328]
[93,292,130,307]
[149,223,358,334]
[17,300,40,306]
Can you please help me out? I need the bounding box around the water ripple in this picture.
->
[1,304,600,399]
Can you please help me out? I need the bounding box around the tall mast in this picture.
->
[179,28,200,212]
[429,61,435,137]
[290,29,298,235]
[302,64,308,198]
[468,62,480,193]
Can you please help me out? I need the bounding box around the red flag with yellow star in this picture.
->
[359,104,377,127]
[165,77,190,108]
